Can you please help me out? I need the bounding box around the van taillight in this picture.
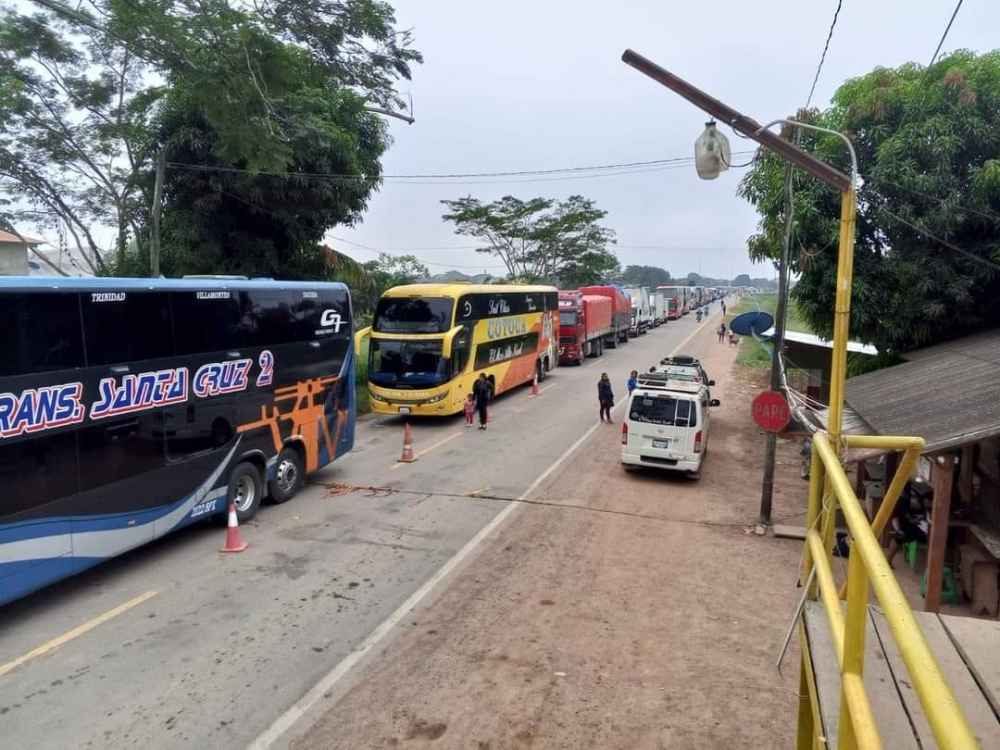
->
[621,423,628,445]
[694,430,703,453]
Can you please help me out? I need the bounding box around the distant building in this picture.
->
[0,229,44,276]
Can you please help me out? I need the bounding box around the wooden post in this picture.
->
[958,444,974,504]
[925,455,955,613]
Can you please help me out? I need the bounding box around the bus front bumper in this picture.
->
[368,387,455,416]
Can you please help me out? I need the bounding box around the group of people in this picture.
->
[597,369,639,424]
[463,373,493,430]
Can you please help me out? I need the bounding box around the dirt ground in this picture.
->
[292,317,813,749]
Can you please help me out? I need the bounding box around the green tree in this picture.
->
[0,0,419,277]
[733,274,752,287]
[128,56,389,280]
[621,264,671,287]
[353,253,429,320]
[440,194,618,287]
[739,51,1000,351]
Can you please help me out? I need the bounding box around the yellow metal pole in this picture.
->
[812,435,977,749]
[806,530,846,660]
[801,448,826,597]
[838,547,873,749]
[827,185,857,447]
[839,445,924,600]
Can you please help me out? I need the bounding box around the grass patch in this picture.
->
[722,292,809,371]
[725,293,809,334]
[355,335,371,415]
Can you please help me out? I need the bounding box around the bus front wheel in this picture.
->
[228,462,263,522]
[270,446,304,504]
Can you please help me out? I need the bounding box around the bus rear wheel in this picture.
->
[227,462,263,522]
[270,446,304,504]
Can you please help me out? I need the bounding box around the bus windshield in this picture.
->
[660,288,678,298]
[559,311,578,326]
[374,297,453,333]
[369,339,450,387]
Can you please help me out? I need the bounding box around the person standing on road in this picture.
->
[464,393,476,428]
[721,300,727,316]
[717,323,726,343]
[627,370,638,396]
[473,373,491,430]
[598,373,615,423]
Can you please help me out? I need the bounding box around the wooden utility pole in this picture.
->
[925,454,955,613]
[149,151,165,278]
[759,161,794,525]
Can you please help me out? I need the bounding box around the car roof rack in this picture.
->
[635,373,703,394]
[660,355,699,366]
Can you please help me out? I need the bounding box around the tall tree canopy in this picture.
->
[0,0,419,277]
[440,195,619,287]
[621,264,671,287]
[739,50,1000,352]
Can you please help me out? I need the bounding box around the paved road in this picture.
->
[0,310,716,750]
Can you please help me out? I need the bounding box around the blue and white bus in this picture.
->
[0,277,355,605]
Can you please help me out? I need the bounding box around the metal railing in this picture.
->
[797,432,977,750]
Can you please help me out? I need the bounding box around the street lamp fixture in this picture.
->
[694,120,731,180]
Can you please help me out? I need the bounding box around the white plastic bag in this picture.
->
[694,121,731,180]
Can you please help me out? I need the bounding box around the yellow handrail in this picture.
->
[798,432,977,750]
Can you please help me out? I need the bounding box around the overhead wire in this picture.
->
[877,206,1000,273]
[895,0,965,135]
[164,151,755,184]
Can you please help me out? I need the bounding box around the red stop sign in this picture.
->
[752,390,790,432]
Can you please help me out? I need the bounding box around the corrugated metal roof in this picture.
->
[761,327,879,355]
[0,230,43,244]
[845,328,1000,452]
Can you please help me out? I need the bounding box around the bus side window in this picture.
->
[0,432,80,519]
[171,293,242,356]
[244,291,298,348]
[294,289,351,342]
[0,292,85,376]
[452,327,471,376]
[83,292,174,365]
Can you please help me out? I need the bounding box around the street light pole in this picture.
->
[620,49,858,525]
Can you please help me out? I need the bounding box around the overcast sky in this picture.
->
[330,0,998,281]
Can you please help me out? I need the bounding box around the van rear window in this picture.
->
[630,395,697,427]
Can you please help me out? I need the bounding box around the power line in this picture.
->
[164,151,754,184]
[877,179,1000,225]
[878,206,1000,273]
[805,0,843,108]
[896,0,965,133]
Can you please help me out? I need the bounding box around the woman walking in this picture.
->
[598,373,614,423]
[473,373,492,430]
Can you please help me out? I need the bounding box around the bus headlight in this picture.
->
[369,391,388,402]
[426,392,448,404]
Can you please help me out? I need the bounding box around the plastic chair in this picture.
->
[921,565,961,605]
[904,540,927,570]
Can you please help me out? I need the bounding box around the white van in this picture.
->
[621,373,720,479]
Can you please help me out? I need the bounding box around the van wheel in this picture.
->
[536,360,546,382]
[228,462,263,522]
[270,446,304,504]
[688,470,702,482]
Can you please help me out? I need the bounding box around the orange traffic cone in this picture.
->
[220,501,248,553]
[531,373,539,396]
[398,422,417,462]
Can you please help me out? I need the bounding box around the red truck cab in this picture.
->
[558,291,585,365]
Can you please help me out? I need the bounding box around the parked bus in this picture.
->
[0,277,355,605]
[358,283,558,416]
[657,286,690,320]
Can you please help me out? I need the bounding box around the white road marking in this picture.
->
[247,323,708,749]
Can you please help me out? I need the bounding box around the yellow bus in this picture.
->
[355,283,559,416]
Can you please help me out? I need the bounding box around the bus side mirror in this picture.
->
[710,399,721,407]
[441,325,464,359]
[354,327,371,358]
